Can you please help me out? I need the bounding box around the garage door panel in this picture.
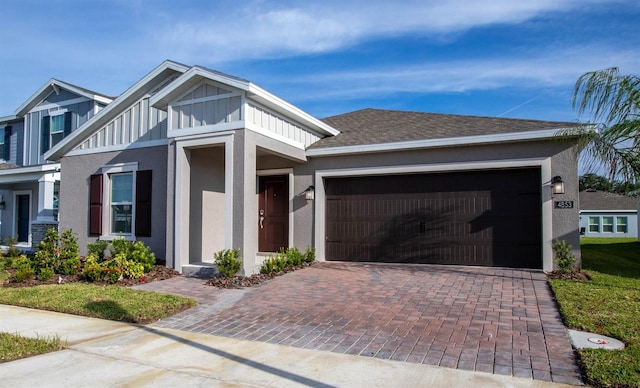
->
[325,168,542,268]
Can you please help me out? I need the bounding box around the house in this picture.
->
[0,80,112,248]
[44,60,582,274]
[579,189,638,238]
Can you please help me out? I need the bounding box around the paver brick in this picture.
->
[142,262,582,384]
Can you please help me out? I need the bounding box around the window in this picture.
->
[588,216,600,233]
[616,216,628,233]
[110,173,133,234]
[602,216,614,233]
[0,126,10,161]
[41,111,71,154]
[89,166,152,238]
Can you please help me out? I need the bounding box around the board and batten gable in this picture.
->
[23,90,99,165]
[165,79,323,148]
[74,97,168,151]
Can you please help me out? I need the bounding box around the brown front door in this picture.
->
[258,175,289,252]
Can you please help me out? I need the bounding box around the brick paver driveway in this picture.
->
[143,263,582,385]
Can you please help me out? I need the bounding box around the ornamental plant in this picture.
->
[552,239,576,273]
[213,249,242,278]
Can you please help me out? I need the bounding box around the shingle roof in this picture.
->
[579,190,638,211]
[312,108,575,149]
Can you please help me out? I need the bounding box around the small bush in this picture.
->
[214,249,242,278]
[37,267,55,281]
[303,247,316,264]
[553,240,576,273]
[4,236,20,258]
[87,240,109,261]
[129,241,156,272]
[15,264,34,282]
[81,255,103,282]
[59,258,82,276]
[110,238,131,257]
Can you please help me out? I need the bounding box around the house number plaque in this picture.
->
[554,201,574,209]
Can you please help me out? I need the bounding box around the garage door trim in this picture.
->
[313,158,554,271]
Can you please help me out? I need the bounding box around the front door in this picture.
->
[258,175,289,252]
[16,194,30,243]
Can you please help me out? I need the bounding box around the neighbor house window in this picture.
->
[602,216,614,233]
[41,111,71,154]
[110,173,133,234]
[616,216,628,233]
[88,165,152,238]
[0,126,10,161]
[588,216,600,232]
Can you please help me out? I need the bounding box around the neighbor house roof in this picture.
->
[579,190,638,211]
[312,108,576,151]
[15,79,113,117]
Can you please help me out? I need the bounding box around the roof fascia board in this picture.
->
[579,209,637,213]
[150,67,340,137]
[45,60,189,161]
[0,115,18,123]
[306,127,578,157]
[0,163,59,176]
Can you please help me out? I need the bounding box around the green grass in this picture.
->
[0,332,62,362]
[0,284,196,324]
[549,237,640,387]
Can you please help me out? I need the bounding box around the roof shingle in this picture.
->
[313,108,575,149]
[579,190,638,211]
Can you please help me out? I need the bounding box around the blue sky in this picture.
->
[1,0,638,122]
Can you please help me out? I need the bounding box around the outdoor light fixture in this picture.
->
[551,176,565,195]
[304,185,315,201]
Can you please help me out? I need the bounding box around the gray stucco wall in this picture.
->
[59,145,168,259]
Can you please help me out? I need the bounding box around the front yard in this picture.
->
[549,237,640,387]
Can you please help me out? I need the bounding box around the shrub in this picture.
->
[14,263,34,282]
[129,241,156,272]
[37,267,55,281]
[81,255,104,282]
[33,228,80,275]
[59,258,82,276]
[284,247,304,267]
[553,240,576,273]
[260,251,288,274]
[4,236,20,258]
[214,249,242,277]
[87,240,109,261]
[110,237,131,257]
[303,247,316,264]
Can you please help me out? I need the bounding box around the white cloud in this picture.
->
[276,45,640,101]
[154,0,618,63]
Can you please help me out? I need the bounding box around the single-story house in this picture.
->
[44,60,582,274]
[579,189,638,238]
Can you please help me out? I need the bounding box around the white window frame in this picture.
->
[49,109,67,148]
[616,216,628,233]
[100,162,138,240]
[0,127,5,162]
[602,216,614,233]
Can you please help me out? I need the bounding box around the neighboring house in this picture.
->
[45,60,582,273]
[0,80,112,248]
[579,189,638,238]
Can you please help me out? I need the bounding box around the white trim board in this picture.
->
[313,158,554,271]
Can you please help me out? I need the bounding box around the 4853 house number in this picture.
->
[554,201,574,209]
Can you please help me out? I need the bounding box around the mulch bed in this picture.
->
[2,265,181,288]
[206,264,312,289]
[546,270,591,281]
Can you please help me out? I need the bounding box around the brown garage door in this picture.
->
[325,168,542,268]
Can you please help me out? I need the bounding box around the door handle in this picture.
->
[259,216,264,229]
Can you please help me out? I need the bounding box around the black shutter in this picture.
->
[89,174,103,236]
[63,111,72,137]
[3,126,11,161]
[41,116,50,154]
[135,170,152,237]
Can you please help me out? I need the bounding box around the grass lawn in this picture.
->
[0,332,62,363]
[549,237,640,387]
[0,284,196,324]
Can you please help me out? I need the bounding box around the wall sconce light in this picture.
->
[0,201,5,210]
[551,176,565,195]
[304,185,315,201]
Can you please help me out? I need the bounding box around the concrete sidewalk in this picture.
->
[0,305,578,387]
